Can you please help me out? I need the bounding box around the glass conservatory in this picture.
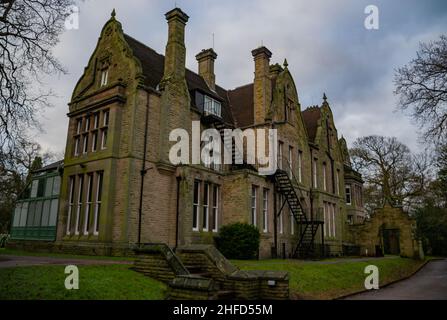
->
[10,162,62,241]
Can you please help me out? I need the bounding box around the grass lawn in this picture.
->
[0,264,167,300]
[233,256,427,300]
[0,248,134,261]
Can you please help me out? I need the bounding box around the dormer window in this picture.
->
[204,95,221,117]
[100,68,109,87]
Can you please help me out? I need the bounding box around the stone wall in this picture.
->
[176,245,289,300]
[347,203,420,258]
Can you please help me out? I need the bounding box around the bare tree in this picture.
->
[350,135,431,211]
[0,0,77,151]
[394,35,447,144]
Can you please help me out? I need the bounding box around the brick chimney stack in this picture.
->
[161,8,189,85]
[252,46,272,125]
[196,48,217,91]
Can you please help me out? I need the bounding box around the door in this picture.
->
[383,229,400,255]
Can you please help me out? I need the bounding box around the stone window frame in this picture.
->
[93,171,103,236]
[322,162,327,191]
[345,184,352,205]
[74,174,84,235]
[202,182,210,232]
[323,201,336,238]
[288,145,293,179]
[192,180,200,231]
[83,173,94,235]
[285,98,295,126]
[66,176,75,235]
[99,56,111,88]
[251,185,258,227]
[100,109,110,150]
[91,112,100,152]
[279,195,284,235]
[262,188,269,233]
[66,171,103,237]
[297,150,303,183]
[211,185,219,233]
[335,169,340,196]
[73,118,82,156]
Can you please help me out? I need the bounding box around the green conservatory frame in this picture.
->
[10,169,61,241]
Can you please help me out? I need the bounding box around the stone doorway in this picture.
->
[383,229,400,255]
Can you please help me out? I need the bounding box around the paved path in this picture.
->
[0,255,132,268]
[345,259,447,300]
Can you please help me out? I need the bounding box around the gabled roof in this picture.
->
[228,83,254,127]
[301,106,321,143]
[123,34,235,125]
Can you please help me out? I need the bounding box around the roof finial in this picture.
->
[283,58,288,68]
[111,8,116,18]
[323,92,327,102]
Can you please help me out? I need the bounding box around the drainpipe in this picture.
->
[137,92,150,246]
[175,176,181,250]
[273,188,278,258]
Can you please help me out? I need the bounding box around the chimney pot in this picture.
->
[165,8,189,24]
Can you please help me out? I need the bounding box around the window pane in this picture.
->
[27,202,36,226]
[13,204,22,227]
[31,180,39,198]
[34,201,43,226]
[42,200,51,226]
[49,200,59,226]
[52,176,61,196]
[20,203,28,227]
[37,179,45,197]
[45,177,54,197]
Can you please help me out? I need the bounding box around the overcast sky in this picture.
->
[36,0,447,156]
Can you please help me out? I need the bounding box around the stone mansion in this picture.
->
[12,8,376,258]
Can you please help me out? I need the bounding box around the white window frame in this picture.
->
[93,113,99,129]
[66,177,75,235]
[336,170,340,195]
[84,117,90,132]
[203,183,209,232]
[279,210,283,234]
[92,131,98,152]
[74,137,80,156]
[278,142,283,170]
[74,175,83,235]
[204,95,222,117]
[323,163,327,191]
[298,151,303,183]
[192,180,200,231]
[212,185,219,233]
[313,158,318,188]
[82,134,88,154]
[251,186,257,226]
[103,110,109,126]
[83,174,93,235]
[290,211,295,235]
[76,118,82,134]
[332,204,336,237]
[101,130,107,150]
[262,189,268,233]
[288,146,293,178]
[346,185,352,205]
[93,172,103,235]
[100,68,109,87]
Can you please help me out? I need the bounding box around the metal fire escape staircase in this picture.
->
[271,158,324,258]
[201,109,323,258]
